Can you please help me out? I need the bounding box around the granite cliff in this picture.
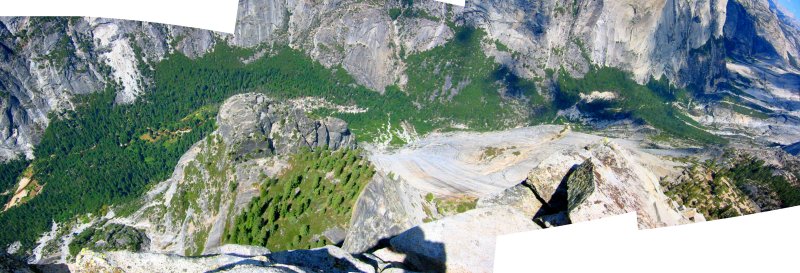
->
[1,0,799,160]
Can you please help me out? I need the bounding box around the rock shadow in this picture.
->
[205,259,272,273]
[34,263,71,273]
[532,163,578,219]
[530,159,596,228]
[207,247,370,273]
[392,226,447,273]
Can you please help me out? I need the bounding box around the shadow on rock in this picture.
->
[532,163,578,218]
[531,159,596,228]
[34,263,71,273]
[391,226,446,273]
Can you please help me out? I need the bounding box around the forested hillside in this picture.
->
[0,27,743,250]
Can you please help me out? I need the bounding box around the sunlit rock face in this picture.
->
[2,0,799,161]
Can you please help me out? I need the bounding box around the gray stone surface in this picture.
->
[4,0,800,161]
[389,206,541,273]
[269,246,375,273]
[216,93,356,157]
[476,182,542,218]
[342,172,427,254]
[71,245,374,273]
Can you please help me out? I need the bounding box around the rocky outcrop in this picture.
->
[525,159,599,214]
[527,140,700,228]
[71,245,375,273]
[475,183,542,219]
[69,223,150,256]
[389,206,541,273]
[216,93,355,158]
[108,93,355,256]
[341,172,428,254]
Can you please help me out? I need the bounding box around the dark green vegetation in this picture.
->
[397,26,538,133]
[0,159,28,198]
[225,148,374,251]
[0,24,731,251]
[388,8,402,20]
[68,223,148,257]
[556,68,726,144]
[0,28,533,249]
[431,195,477,216]
[664,156,800,220]
[662,161,753,220]
[722,156,800,208]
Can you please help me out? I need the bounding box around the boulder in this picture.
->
[322,227,347,246]
[524,170,561,206]
[476,183,542,218]
[565,159,596,212]
[342,173,428,254]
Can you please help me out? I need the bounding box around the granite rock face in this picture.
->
[94,94,355,257]
[2,0,800,160]
[475,183,542,219]
[216,93,356,158]
[341,172,428,254]
[389,206,541,273]
[0,17,215,160]
[70,245,374,273]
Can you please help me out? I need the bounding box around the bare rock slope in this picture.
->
[369,125,699,228]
